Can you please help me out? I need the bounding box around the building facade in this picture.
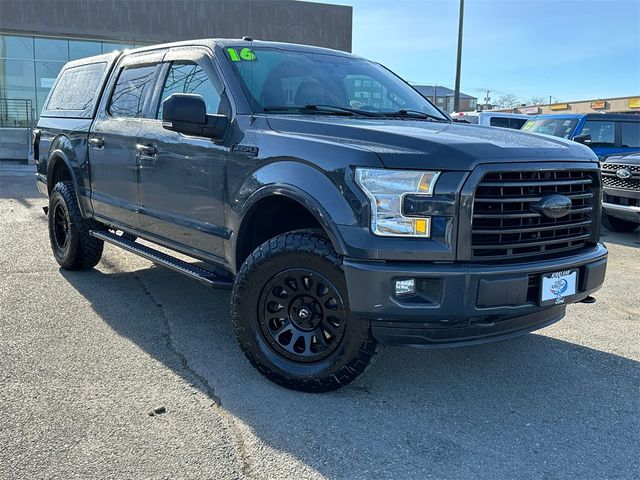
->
[492,96,640,115]
[0,0,352,160]
[412,85,478,113]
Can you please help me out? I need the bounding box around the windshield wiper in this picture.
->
[381,109,449,122]
[263,104,382,117]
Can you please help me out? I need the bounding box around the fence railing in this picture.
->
[0,98,34,128]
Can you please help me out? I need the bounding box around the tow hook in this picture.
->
[470,319,496,327]
[42,206,49,216]
[580,295,596,304]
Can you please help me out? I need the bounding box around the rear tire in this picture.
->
[48,181,104,270]
[603,213,639,233]
[231,232,381,392]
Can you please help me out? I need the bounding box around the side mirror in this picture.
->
[573,134,591,145]
[162,93,228,141]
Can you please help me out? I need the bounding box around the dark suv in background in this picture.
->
[600,153,640,232]
[34,39,607,391]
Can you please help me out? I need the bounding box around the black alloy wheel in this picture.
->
[52,202,71,254]
[258,268,347,363]
[48,181,104,270]
[231,231,382,392]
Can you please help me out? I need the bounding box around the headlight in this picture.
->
[354,168,440,237]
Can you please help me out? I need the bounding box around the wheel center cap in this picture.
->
[289,295,322,330]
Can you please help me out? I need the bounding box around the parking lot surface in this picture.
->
[1,162,639,479]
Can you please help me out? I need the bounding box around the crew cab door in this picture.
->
[136,48,229,262]
[89,51,164,230]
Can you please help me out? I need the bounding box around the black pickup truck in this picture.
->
[35,39,608,392]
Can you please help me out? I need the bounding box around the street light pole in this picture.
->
[453,0,464,113]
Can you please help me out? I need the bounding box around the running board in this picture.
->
[90,230,233,290]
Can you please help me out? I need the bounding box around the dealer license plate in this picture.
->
[540,269,578,306]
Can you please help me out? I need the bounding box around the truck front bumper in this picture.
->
[343,244,607,347]
[603,188,640,223]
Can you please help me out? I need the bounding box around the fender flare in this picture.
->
[46,147,88,218]
[230,161,361,269]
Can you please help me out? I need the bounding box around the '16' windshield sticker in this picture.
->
[227,47,257,61]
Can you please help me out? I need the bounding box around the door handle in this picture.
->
[136,144,157,157]
[89,137,104,149]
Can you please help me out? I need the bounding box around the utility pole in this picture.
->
[453,0,465,113]
[484,90,490,110]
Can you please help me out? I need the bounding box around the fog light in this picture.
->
[395,278,416,296]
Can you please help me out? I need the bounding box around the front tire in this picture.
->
[48,181,104,270]
[603,213,639,233]
[232,232,381,392]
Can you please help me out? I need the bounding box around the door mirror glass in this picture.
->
[162,93,228,141]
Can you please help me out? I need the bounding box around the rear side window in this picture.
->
[489,117,527,129]
[580,120,615,146]
[45,62,106,115]
[156,62,221,118]
[109,65,157,118]
[489,117,510,128]
[621,122,640,148]
[509,118,527,129]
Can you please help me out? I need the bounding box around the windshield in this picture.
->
[224,46,447,119]
[522,117,579,139]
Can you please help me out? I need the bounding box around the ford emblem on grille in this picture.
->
[616,168,632,179]
[530,194,573,219]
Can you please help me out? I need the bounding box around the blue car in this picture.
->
[522,113,640,158]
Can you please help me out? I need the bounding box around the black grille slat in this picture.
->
[473,219,592,235]
[472,233,591,250]
[478,178,592,188]
[473,206,592,219]
[470,169,596,261]
[474,192,593,203]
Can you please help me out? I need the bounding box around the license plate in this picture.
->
[540,269,578,306]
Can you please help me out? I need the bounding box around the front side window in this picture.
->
[620,122,640,148]
[108,64,157,118]
[580,120,615,146]
[225,46,446,119]
[157,62,221,118]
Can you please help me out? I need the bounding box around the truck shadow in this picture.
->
[61,263,640,479]
[600,226,640,247]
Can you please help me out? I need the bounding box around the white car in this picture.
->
[451,111,530,130]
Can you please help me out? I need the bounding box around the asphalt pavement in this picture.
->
[1,162,639,479]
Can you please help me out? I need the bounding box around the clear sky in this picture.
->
[334,0,640,103]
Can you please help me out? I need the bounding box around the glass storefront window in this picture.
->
[1,34,146,121]
[0,35,34,60]
[69,40,102,61]
[35,61,65,113]
[35,37,68,61]
[0,57,37,126]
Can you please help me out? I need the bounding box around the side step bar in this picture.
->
[90,230,233,290]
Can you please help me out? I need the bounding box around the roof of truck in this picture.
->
[127,38,354,58]
[530,113,640,121]
[62,38,358,70]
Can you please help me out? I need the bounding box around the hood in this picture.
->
[266,116,598,170]
[602,152,640,165]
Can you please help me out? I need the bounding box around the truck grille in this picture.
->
[471,170,596,261]
[601,163,640,190]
